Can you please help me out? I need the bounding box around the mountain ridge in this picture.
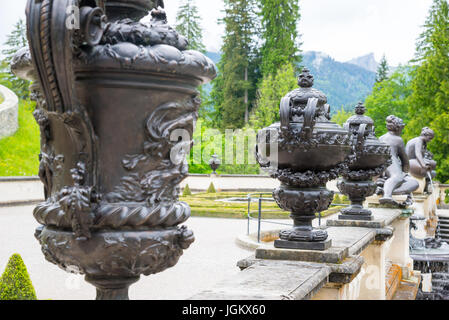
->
[346,53,379,73]
[205,50,377,115]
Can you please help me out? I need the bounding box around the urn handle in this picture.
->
[280,97,318,140]
[280,96,291,130]
[355,123,367,154]
[79,6,107,47]
[302,98,318,140]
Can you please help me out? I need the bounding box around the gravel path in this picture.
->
[0,205,254,300]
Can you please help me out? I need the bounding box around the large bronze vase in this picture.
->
[337,103,391,220]
[256,68,352,250]
[13,0,215,299]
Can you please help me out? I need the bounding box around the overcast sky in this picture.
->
[0,0,433,65]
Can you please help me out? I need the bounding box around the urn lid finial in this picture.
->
[284,67,327,110]
[297,67,314,88]
[344,102,375,134]
[355,102,366,115]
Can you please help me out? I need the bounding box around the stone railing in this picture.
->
[437,184,449,209]
[192,207,421,300]
[0,85,18,139]
[0,175,341,206]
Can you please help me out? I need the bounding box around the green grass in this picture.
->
[0,99,40,176]
[180,192,346,219]
[0,95,4,104]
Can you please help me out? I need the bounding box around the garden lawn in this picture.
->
[180,192,345,219]
[0,99,40,176]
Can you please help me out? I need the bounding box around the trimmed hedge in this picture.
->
[207,182,216,193]
[182,184,192,196]
[0,253,37,300]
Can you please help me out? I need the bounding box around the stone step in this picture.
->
[386,264,402,300]
[392,273,420,300]
[432,279,449,288]
[432,273,449,280]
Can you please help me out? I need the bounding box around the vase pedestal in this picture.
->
[85,275,140,300]
[274,239,332,251]
[338,179,377,221]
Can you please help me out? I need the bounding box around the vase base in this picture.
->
[85,275,140,300]
[274,239,332,251]
[338,214,374,221]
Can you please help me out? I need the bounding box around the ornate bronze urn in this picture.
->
[337,103,391,220]
[209,154,221,174]
[256,68,351,250]
[13,0,215,299]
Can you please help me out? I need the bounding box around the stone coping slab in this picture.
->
[189,259,331,300]
[438,210,449,218]
[413,194,432,201]
[255,227,375,264]
[237,255,364,285]
[326,208,402,229]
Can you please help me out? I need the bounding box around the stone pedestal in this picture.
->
[365,194,408,208]
[274,239,332,251]
[413,194,438,238]
[327,207,415,299]
[358,239,392,300]
[412,176,427,195]
[312,268,366,300]
[387,217,414,279]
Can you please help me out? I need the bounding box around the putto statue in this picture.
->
[406,127,437,193]
[376,115,419,206]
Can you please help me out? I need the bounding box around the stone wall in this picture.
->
[0,85,19,139]
[180,174,340,193]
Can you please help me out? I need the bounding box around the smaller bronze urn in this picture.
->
[209,154,221,174]
[256,68,352,251]
[337,103,391,220]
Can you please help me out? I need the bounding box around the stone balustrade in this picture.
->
[193,207,421,300]
[0,175,339,206]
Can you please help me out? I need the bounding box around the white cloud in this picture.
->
[299,0,433,65]
[0,0,433,65]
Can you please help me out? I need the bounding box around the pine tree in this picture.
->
[375,54,389,83]
[260,0,301,77]
[406,0,449,183]
[175,0,205,52]
[250,62,297,129]
[209,0,260,130]
[1,19,30,99]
